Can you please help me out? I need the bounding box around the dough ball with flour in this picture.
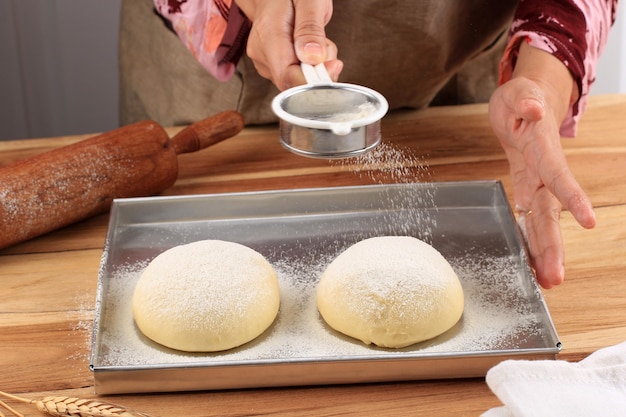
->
[132,240,280,352]
[316,236,464,348]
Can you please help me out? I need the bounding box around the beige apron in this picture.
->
[119,0,518,127]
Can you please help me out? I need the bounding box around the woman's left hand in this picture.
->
[489,49,596,288]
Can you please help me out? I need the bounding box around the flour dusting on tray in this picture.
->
[90,181,560,394]
[98,249,540,366]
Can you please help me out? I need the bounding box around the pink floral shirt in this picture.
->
[155,0,618,135]
[153,0,251,81]
[500,0,619,136]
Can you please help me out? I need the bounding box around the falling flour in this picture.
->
[332,141,437,239]
[92,141,547,373]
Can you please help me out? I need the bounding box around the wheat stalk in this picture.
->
[0,399,22,417]
[0,391,154,417]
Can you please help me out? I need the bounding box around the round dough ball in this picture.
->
[316,236,464,348]
[132,240,280,352]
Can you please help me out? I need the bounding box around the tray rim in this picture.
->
[90,180,561,393]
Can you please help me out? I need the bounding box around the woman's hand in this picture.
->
[236,0,343,90]
[489,43,596,288]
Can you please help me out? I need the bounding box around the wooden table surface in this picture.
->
[1,95,625,416]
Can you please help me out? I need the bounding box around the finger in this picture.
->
[506,147,534,209]
[325,58,344,82]
[549,168,596,228]
[292,0,333,64]
[565,189,597,229]
[283,63,308,88]
[245,0,300,89]
[490,79,545,137]
[283,59,344,89]
[536,142,597,229]
[283,47,342,88]
[323,38,339,62]
[522,188,565,288]
[515,94,545,124]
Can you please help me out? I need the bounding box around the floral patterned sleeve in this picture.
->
[153,0,251,81]
[499,0,619,137]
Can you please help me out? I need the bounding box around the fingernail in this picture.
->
[300,42,324,63]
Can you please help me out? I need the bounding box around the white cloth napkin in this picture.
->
[482,341,626,417]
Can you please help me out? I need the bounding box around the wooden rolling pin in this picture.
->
[0,110,244,250]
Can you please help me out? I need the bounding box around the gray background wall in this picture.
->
[0,0,624,141]
[0,0,121,141]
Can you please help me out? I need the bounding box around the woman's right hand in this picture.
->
[236,0,343,90]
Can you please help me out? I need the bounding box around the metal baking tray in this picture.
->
[90,181,560,395]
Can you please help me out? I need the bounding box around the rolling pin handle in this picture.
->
[171,111,245,155]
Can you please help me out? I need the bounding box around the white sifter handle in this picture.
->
[301,63,333,85]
